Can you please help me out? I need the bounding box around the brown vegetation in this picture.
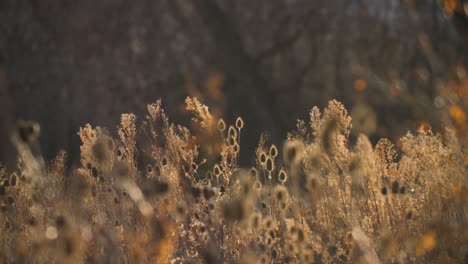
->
[0,97,466,263]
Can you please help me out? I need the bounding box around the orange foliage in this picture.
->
[353,79,367,92]
[449,104,466,129]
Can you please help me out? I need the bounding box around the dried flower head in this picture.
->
[206,171,214,181]
[259,152,267,165]
[213,164,221,177]
[274,185,289,203]
[266,157,275,172]
[249,167,258,181]
[269,145,278,158]
[236,117,244,129]
[253,180,262,191]
[217,118,226,132]
[228,126,237,139]
[278,169,287,183]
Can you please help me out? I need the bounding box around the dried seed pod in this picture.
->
[232,143,240,154]
[228,126,237,139]
[253,180,262,191]
[217,119,226,132]
[228,136,236,146]
[213,164,221,177]
[278,169,287,183]
[147,165,153,174]
[259,152,267,165]
[266,157,274,172]
[235,117,244,129]
[249,168,258,181]
[274,185,289,203]
[269,145,278,158]
[206,171,214,181]
[274,185,289,205]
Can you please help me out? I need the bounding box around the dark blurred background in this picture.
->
[0,0,467,167]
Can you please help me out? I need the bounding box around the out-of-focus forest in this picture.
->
[0,0,467,167]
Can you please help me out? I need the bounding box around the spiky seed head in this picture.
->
[259,152,267,165]
[269,145,278,158]
[232,143,240,154]
[147,165,153,174]
[249,168,258,181]
[206,171,214,181]
[274,185,289,202]
[217,119,226,131]
[253,180,262,191]
[278,169,287,183]
[213,164,221,176]
[235,117,244,129]
[266,157,274,172]
[228,136,236,146]
[228,126,237,139]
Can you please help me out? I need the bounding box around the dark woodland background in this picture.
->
[0,0,467,167]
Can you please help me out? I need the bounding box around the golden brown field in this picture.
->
[0,97,466,263]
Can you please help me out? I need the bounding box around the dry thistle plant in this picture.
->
[0,97,466,263]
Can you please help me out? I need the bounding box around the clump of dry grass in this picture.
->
[0,97,466,263]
